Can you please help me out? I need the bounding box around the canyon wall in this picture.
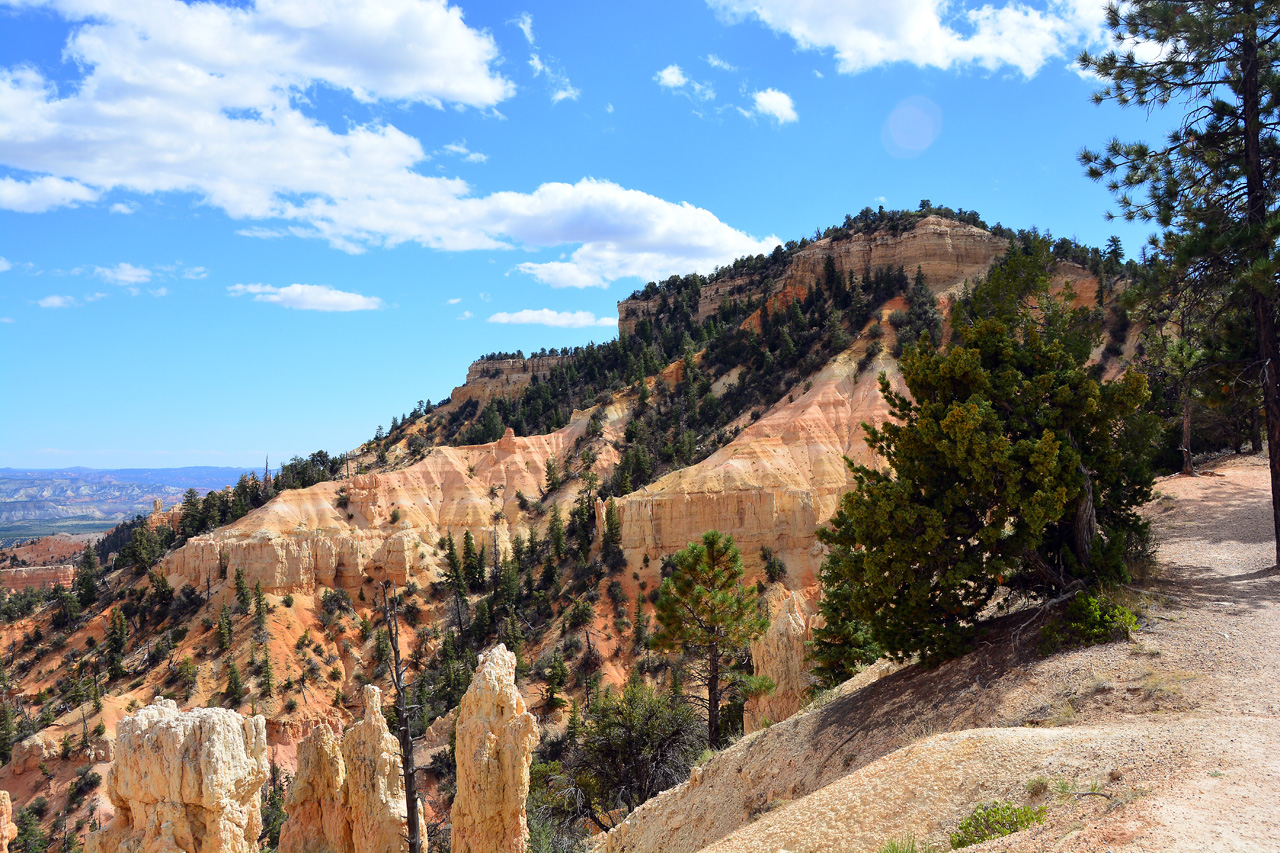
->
[0,565,75,592]
[743,588,815,733]
[449,355,568,406]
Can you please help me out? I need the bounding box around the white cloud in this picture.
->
[84,292,108,302]
[488,309,616,328]
[706,0,1106,76]
[0,257,10,273]
[529,53,580,103]
[0,0,771,289]
[605,103,614,113]
[109,202,137,214]
[457,310,473,320]
[228,283,383,311]
[752,89,798,124]
[150,287,168,297]
[443,141,488,163]
[655,64,714,102]
[513,12,535,44]
[37,294,75,308]
[0,175,97,212]
[95,263,151,285]
[479,292,492,302]
[705,54,737,71]
[0,317,13,323]
[182,266,208,279]
[656,65,689,88]
[446,297,462,304]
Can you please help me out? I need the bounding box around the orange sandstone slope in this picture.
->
[160,217,1019,604]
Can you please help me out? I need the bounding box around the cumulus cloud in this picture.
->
[228,283,384,311]
[488,308,616,328]
[109,202,137,214]
[0,0,770,289]
[706,0,1106,76]
[95,262,152,286]
[656,65,689,88]
[752,89,798,124]
[457,310,473,320]
[37,294,75,308]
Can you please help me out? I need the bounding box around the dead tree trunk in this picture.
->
[379,582,423,853]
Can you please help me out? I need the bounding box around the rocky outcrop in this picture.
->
[161,405,624,596]
[0,790,16,853]
[279,726,348,853]
[86,700,268,853]
[10,733,56,774]
[617,216,1007,335]
[451,356,567,405]
[452,644,539,853]
[278,686,412,853]
[744,588,815,733]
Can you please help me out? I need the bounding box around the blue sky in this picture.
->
[0,0,1173,468]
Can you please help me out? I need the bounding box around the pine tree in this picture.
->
[260,654,274,697]
[106,609,128,679]
[253,582,268,640]
[462,531,484,592]
[1080,0,1280,565]
[74,546,99,607]
[813,242,1156,671]
[544,455,562,493]
[548,505,565,562]
[235,565,250,612]
[218,605,234,653]
[652,531,769,747]
[0,703,14,763]
[226,660,244,706]
[443,534,468,631]
[602,498,626,571]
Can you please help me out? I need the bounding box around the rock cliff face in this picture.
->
[0,790,16,853]
[600,333,904,591]
[161,408,624,595]
[744,588,815,733]
[617,217,1006,335]
[86,700,268,853]
[278,686,412,853]
[450,356,567,405]
[452,644,539,853]
[9,733,56,775]
[0,565,76,592]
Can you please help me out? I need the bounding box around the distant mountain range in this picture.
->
[0,466,254,542]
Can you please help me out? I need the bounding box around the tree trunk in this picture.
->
[1181,395,1195,475]
[1242,19,1280,566]
[1252,407,1264,455]
[706,643,720,749]
[381,583,423,853]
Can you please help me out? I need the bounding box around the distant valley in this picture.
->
[0,466,254,542]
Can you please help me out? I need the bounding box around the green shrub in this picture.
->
[1039,594,1138,655]
[282,594,294,608]
[877,836,939,853]
[950,800,1046,849]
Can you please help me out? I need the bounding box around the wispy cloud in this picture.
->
[0,257,10,273]
[512,11,535,44]
[488,308,616,328]
[182,266,208,280]
[84,292,108,302]
[655,64,714,101]
[457,310,473,320]
[0,317,13,324]
[443,141,488,163]
[109,202,137,214]
[37,294,76,308]
[446,297,462,305]
[705,54,737,71]
[228,283,383,311]
[95,262,152,286]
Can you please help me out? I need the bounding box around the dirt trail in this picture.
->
[667,455,1280,853]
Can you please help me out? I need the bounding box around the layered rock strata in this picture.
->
[451,644,539,853]
[86,700,268,853]
[743,588,815,733]
[278,686,412,853]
